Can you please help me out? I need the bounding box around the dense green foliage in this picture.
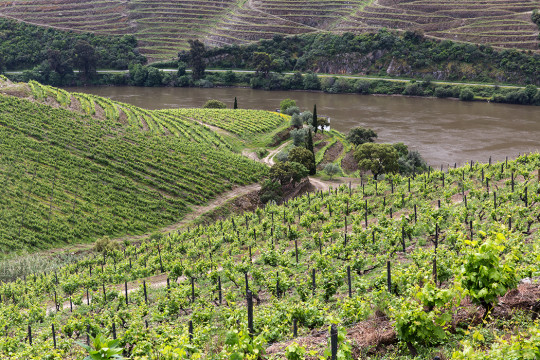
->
[346,127,378,146]
[205,31,540,85]
[0,18,146,71]
[0,84,267,252]
[0,153,540,358]
[354,143,399,179]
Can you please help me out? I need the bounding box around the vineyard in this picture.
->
[1,151,539,358]
[0,78,273,252]
[0,0,538,61]
[161,109,289,139]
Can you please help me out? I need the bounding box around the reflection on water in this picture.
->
[65,86,540,166]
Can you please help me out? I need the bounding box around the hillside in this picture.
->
[0,79,273,252]
[0,0,537,61]
[0,152,539,358]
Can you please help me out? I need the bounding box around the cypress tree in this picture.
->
[312,104,317,133]
[306,128,316,175]
[234,97,238,109]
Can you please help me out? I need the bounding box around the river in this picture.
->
[65,86,540,167]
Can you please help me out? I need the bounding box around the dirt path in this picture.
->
[264,141,290,166]
[42,183,261,256]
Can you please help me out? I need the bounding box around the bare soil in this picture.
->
[317,141,344,170]
[341,150,359,174]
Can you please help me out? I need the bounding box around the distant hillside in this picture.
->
[0,79,269,252]
[0,0,537,61]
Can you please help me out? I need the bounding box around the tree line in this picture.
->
[0,18,146,84]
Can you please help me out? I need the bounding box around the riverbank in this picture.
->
[61,85,540,167]
[5,68,540,107]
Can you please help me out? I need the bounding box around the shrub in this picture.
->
[403,83,423,96]
[283,106,300,116]
[203,99,226,109]
[275,150,289,162]
[459,232,518,318]
[459,88,475,101]
[290,128,306,146]
[434,86,453,98]
[259,179,283,204]
[93,236,120,254]
[280,98,296,112]
[288,147,315,174]
[290,113,303,128]
[323,163,341,179]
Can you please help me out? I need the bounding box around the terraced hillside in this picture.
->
[0,78,271,252]
[0,0,537,61]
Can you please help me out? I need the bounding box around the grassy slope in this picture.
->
[0,80,271,253]
[0,0,537,61]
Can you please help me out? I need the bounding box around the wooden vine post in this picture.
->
[247,290,254,339]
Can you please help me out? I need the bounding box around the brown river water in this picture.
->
[66,86,540,167]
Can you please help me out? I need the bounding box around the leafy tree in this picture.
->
[47,49,72,78]
[392,142,409,157]
[398,150,428,175]
[188,39,206,80]
[284,106,300,116]
[290,114,303,128]
[323,163,340,179]
[280,98,296,113]
[177,61,187,77]
[129,63,147,86]
[203,100,226,109]
[73,40,97,81]
[289,147,315,174]
[269,161,308,186]
[299,111,312,124]
[303,72,320,90]
[290,128,306,146]
[259,179,283,204]
[346,127,378,146]
[145,67,163,86]
[354,143,399,179]
[275,150,289,162]
[288,71,304,89]
[253,52,273,77]
[224,70,237,85]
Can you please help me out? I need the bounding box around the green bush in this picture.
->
[459,87,475,101]
[459,232,518,317]
[280,98,296,112]
[203,99,226,109]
